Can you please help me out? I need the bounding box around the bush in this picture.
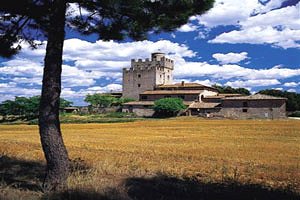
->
[153,98,186,117]
[289,111,300,117]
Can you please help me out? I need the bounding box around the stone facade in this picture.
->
[122,52,174,100]
[219,99,286,119]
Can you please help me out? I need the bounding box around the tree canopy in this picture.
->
[212,84,250,95]
[84,93,134,107]
[153,97,186,117]
[0,0,215,57]
[0,96,72,120]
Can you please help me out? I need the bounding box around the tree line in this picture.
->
[0,96,72,121]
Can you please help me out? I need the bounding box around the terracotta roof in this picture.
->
[204,94,244,99]
[123,101,194,106]
[141,90,204,95]
[224,94,287,100]
[123,101,154,105]
[188,102,221,109]
[156,82,217,90]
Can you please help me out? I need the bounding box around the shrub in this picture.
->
[153,98,186,117]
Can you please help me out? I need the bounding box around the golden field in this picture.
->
[0,117,299,199]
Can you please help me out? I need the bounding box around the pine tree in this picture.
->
[0,0,215,191]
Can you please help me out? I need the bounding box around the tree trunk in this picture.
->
[38,0,69,192]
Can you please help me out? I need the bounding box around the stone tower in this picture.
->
[122,52,174,100]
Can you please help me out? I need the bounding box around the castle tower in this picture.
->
[122,52,174,100]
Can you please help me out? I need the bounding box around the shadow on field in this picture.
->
[0,155,44,191]
[0,156,299,200]
[125,175,300,200]
[45,175,300,200]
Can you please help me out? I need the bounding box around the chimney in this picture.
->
[181,81,185,86]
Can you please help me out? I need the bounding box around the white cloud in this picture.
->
[196,0,263,27]
[175,61,300,81]
[177,23,198,32]
[287,88,296,92]
[283,82,299,87]
[212,52,249,64]
[196,0,300,49]
[210,26,300,49]
[241,4,300,29]
[225,79,281,88]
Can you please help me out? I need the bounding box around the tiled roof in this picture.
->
[123,101,154,105]
[123,101,194,106]
[224,94,287,100]
[141,90,203,95]
[156,82,218,90]
[188,102,221,109]
[204,93,244,99]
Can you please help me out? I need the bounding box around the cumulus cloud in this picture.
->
[210,26,300,49]
[196,0,263,27]
[196,0,300,49]
[174,62,300,81]
[177,23,198,32]
[283,82,299,87]
[225,79,281,88]
[287,88,296,92]
[212,52,249,64]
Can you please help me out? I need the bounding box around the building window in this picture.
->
[141,95,147,100]
[167,75,170,80]
[160,75,162,78]
[138,84,141,87]
[243,102,248,107]
[138,74,141,78]
[164,95,171,98]
[143,105,150,108]
[242,109,248,112]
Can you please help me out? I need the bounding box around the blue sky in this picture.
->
[0,0,300,105]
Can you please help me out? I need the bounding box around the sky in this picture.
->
[0,0,300,105]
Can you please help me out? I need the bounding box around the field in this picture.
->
[0,117,299,199]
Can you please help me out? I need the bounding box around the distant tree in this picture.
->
[212,84,250,95]
[112,97,135,106]
[0,96,73,120]
[85,94,134,107]
[85,94,116,107]
[258,89,300,111]
[0,0,215,191]
[154,98,186,117]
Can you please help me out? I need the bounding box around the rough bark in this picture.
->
[38,0,69,192]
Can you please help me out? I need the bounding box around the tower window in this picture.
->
[138,84,141,87]
[167,75,170,80]
[138,74,141,78]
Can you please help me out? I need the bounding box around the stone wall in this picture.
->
[122,106,155,117]
[219,99,286,119]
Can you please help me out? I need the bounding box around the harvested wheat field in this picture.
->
[0,117,299,199]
